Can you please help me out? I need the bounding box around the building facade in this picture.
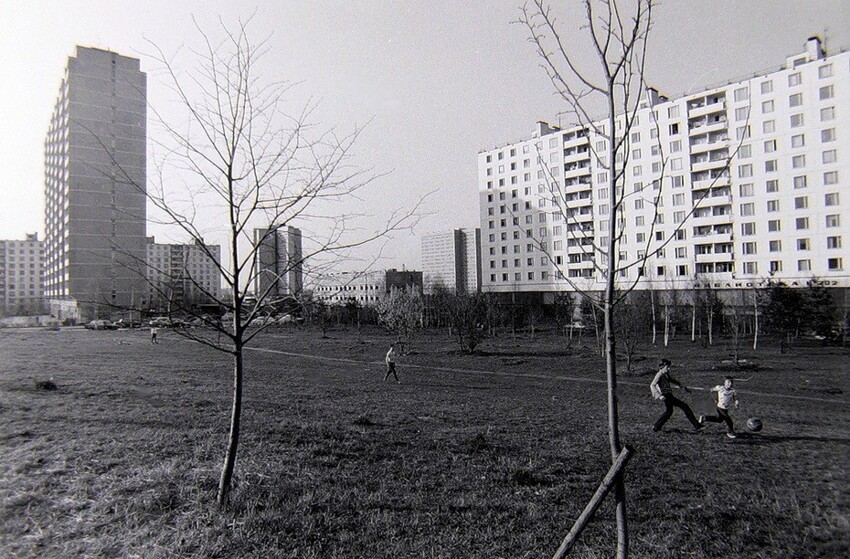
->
[253,226,303,300]
[44,47,148,321]
[0,234,45,316]
[478,38,849,295]
[421,228,482,295]
[145,237,221,311]
[313,269,423,306]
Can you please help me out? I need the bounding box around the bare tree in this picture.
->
[101,19,420,505]
[376,287,423,352]
[518,1,747,555]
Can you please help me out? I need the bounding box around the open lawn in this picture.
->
[1,325,848,558]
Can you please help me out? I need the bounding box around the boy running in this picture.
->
[650,359,704,432]
[700,376,740,438]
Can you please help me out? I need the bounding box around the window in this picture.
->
[819,85,834,100]
[823,171,838,185]
[740,202,755,216]
[668,123,679,135]
[791,134,805,148]
[790,113,804,128]
[821,128,836,143]
[792,155,806,169]
[739,183,754,197]
[764,139,777,153]
[768,220,781,232]
[823,149,837,164]
[673,211,685,223]
[793,175,807,189]
[789,92,803,107]
[631,132,640,143]
[734,87,749,102]
[764,160,777,173]
[797,238,810,251]
[760,80,773,94]
[825,193,839,206]
[738,164,753,178]
[827,258,843,271]
[633,165,642,176]
[741,222,756,236]
[635,215,645,226]
[634,199,644,210]
[788,73,801,86]
[735,107,748,121]
[826,215,840,228]
[739,144,752,158]
[670,158,682,171]
[670,140,682,153]
[737,125,751,140]
[761,100,774,113]
[819,64,832,78]
[762,120,775,134]
[820,107,835,121]
[769,240,782,252]
[827,236,842,249]
[769,261,783,273]
[794,196,808,209]
[796,217,809,230]
[675,247,687,258]
[798,260,811,272]
[766,200,779,212]
[742,242,757,255]
[676,265,689,277]
[743,262,758,275]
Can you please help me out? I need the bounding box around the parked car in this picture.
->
[85,319,116,330]
[149,317,173,328]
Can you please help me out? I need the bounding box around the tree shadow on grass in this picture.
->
[733,433,850,445]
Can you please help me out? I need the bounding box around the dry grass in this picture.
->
[0,325,847,558]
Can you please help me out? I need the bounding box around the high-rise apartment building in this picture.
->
[478,37,849,294]
[146,237,221,311]
[253,226,303,299]
[44,47,147,321]
[421,228,482,295]
[0,234,45,316]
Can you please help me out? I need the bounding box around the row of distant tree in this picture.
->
[296,278,848,358]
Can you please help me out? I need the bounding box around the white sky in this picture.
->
[1,0,848,270]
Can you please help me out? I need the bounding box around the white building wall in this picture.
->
[478,39,849,294]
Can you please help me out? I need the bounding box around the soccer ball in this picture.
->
[746,417,763,432]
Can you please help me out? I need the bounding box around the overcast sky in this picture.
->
[1,0,848,270]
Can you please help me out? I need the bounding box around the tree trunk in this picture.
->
[217,345,243,505]
[650,289,657,345]
[691,303,696,342]
[752,289,759,350]
[663,304,669,347]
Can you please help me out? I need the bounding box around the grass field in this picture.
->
[1,325,848,558]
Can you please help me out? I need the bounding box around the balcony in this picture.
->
[695,251,735,264]
[691,158,730,173]
[688,99,727,119]
[688,119,728,136]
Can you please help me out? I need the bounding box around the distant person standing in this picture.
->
[150,326,159,344]
[384,343,400,383]
[650,359,703,432]
[700,376,740,439]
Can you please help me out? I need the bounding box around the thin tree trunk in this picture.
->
[650,289,657,345]
[663,304,669,347]
[218,345,243,505]
[708,306,714,346]
[752,289,759,350]
[691,303,696,342]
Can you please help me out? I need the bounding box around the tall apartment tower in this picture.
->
[44,47,147,321]
[478,37,849,294]
[421,228,482,295]
[253,226,303,299]
[0,233,45,316]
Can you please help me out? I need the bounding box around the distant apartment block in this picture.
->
[0,234,45,316]
[253,225,303,300]
[313,269,423,306]
[421,228,482,294]
[478,37,849,294]
[145,237,221,311]
[44,46,147,321]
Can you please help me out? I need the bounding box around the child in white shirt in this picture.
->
[700,376,739,438]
